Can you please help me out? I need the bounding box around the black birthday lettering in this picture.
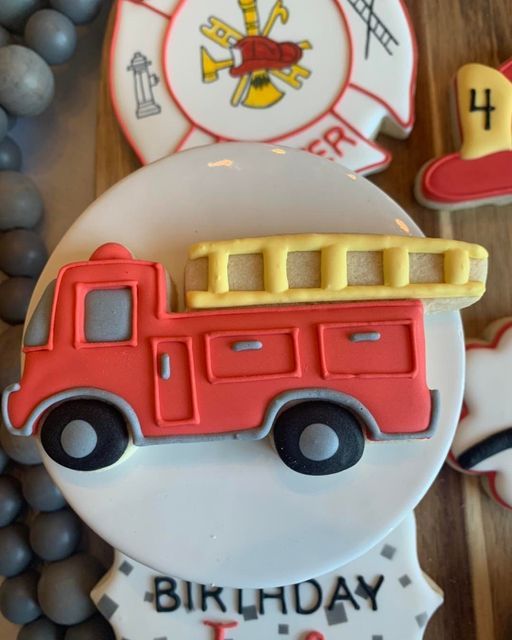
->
[154,577,182,613]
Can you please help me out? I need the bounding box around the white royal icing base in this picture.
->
[450,318,512,509]
[92,512,443,640]
[110,0,416,173]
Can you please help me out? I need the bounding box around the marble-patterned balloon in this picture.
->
[30,509,81,561]
[0,136,22,170]
[0,474,24,527]
[22,464,66,512]
[25,10,77,66]
[0,569,41,624]
[64,614,115,640]
[0,276,36,324]
[0,45,54,116]
[0,229,47,277]
[38,554,105,625]
[19,616,65,640]
[49,0,102,25]
[0,0,46,32]
[0,171,43,230]
[0,523,33,577]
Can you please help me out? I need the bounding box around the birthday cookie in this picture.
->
[0,145,472,588]
[91,513,443,640]
[416,59,512,210]
[110,0,417,174]
[449,319,512,509]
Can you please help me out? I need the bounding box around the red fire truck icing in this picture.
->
[1,234,486,475]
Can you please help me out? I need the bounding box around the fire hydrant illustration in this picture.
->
[127,52,162,119]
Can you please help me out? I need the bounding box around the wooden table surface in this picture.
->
[96,2,512,638]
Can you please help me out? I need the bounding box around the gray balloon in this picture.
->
[0,323,22,388]
[0,523,33,577]
[0,425,41,467]
[0,570,41,624]
[30,509,81,561]
[0,106,7,141]
[49,0,102,25]
[25,10,77,66]
[64,614,115,640]
[0,475,24,527]
[0,0,46,32]
[18,616,65,640]
[0,26,11,48]
[0,171,43,230]
[0,276,36,324]
[22,464,66,512]
[0,229,47,277]
[0,45,54,116]
[0,136,22,170]
[0,445,9,472]
[38,553,105,625]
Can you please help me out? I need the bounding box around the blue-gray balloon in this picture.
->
[38,553,105,625]
[0,276,36,324]
[0,106,7,141]
[18,616,65,640]
[0,136,22,170]
[0,570,41,624]
[0,475,24,527]
[49,0,102,25]
[22,464,66,512]
[0,45,54,116]
[0,171,43,230]
[0,523,33,577]
[0,26,11,48]
[25,10,77,66]
[0,323,23,388]
[0,424,41,467]
[0,1,46,32]
[0,229,47,277]
[30,509,81,562]
[0,445,9,473]
[64,614,115,640]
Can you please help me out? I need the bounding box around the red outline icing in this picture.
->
[451,319,512,510]
[162,0,353,145]
[418,150,512,205]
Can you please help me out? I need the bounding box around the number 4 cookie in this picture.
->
[415,59,512,210]
[449,319,512,509]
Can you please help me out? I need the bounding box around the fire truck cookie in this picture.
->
[2,233,487,475]
[416,59,512,210]
[91,514,443,640]
[111,0,417,174]
[449,319,512,510]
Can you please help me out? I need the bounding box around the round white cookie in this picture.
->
[21,144,464,588]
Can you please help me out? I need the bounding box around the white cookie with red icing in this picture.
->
[92,513,443,640]
[110,0,417,174]
[450,318,512,509]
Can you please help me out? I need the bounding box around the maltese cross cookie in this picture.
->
[450,319,512,510]
[111,0,417,174]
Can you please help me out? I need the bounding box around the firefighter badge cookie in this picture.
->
[111,0,417,174]
[416,59,512,210]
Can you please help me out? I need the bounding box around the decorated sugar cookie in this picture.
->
[450,319,512,509]
[110,0,417,174]
[416,59,512,210]
[0,144,476,589]
[91,513,443,640]
[2,233,488,474]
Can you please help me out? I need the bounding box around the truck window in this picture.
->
[84,288,133,343]
[24,280,56,347]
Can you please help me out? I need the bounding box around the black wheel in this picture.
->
[273,402,365,476]
[40,399,129,471]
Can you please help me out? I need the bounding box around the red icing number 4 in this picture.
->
[203,621,239,639]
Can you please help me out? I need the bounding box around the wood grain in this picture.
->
[96,3,512,638]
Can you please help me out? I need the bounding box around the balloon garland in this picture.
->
[0,2,115,638]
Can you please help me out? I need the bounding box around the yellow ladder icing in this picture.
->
[187,234,488,309]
